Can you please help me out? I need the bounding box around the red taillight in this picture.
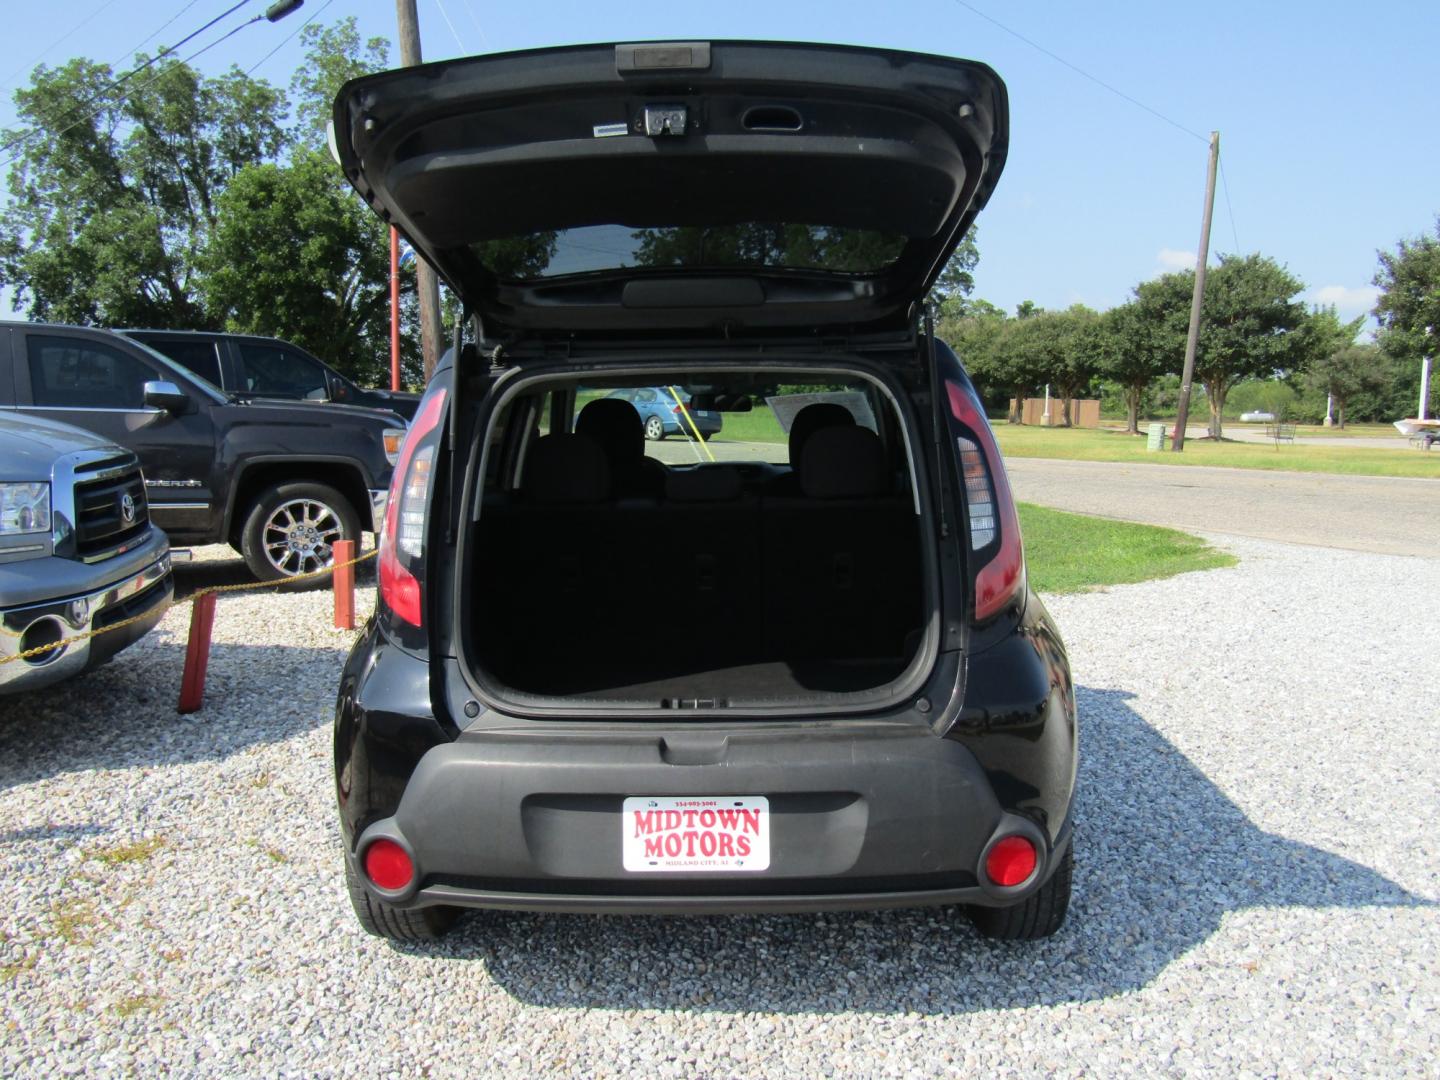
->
[363,839,414,891]
[946,381,1024,622]
[985,835,1037,887]
[379,387,447,627]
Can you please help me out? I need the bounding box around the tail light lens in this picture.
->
[985,835,1038,887]
[946,380,1024,622]
[363,838,415,891]
[379,386,447,628]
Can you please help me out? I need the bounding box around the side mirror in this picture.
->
[143,380,189,414]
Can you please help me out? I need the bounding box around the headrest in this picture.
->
[800,426,887,499]
[523,433,611,503]
[788,402,856,468]
[665,466,743,502]
[576,398,644,463]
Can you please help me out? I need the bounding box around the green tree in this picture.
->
[1099,296,1178,434]
[289,17,390,150]
[201,149,400,385]
[1140,254,1311,439]
[1373,217,1440,365]
[930,225,980,318]
[1304,343,1392,428]
[0,57,286,326]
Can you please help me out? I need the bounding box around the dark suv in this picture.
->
[122,329,420,420]
[332,42,1077,941]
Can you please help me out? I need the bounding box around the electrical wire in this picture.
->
[244,0,338,76]
[0,0,124,92]
[0,0,256,164]
[116,0,209,68]
[1218,158,1242,255]
[948,0,1209,145]
[457,0,493,52]
[432,0,468,55]
[0,4,276,172]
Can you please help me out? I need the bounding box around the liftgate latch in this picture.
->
[643,104,687,136]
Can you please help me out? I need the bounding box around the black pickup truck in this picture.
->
[0,322,407,582]
[122,329,420,420]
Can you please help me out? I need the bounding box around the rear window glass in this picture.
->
[479,223,908,280]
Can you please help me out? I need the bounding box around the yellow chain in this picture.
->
[0,549,378,666]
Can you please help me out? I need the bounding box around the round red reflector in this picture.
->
[985,835,1038,887]
[363,839,414,891]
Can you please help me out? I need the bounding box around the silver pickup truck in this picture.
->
[1,412,173,694]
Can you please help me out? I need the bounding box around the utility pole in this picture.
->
[1171,131,1219,453]
[395,0,445,384]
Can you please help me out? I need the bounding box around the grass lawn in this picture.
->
[995,424,1440,479]
[710,407,786,443]
[1019,502,1237,594]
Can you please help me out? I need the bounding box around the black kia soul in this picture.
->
[331,41,1077,941]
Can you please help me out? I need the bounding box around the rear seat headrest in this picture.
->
[788,402,856,468]
[576,398,645,463]
[800,426,887,499]
[665,466,743,502]
[523,433,611,503]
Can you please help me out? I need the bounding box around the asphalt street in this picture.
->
[1005,456,1440,558]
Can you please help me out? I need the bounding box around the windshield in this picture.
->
[478,223,908,281]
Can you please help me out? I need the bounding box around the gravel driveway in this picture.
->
[1,540,1437,1076]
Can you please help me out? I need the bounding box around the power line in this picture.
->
[0,0,124,93]
[0,3,284,172]
[116,0,209,68]
[948,0,1209,145]
[1218,159,1241,255]
[0,0,256,164]
[432,0,468,55]
[457,0,493,52]
[245,0,338,76]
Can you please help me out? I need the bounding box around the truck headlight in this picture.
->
[382,428,407,466]
[0,482,50,534]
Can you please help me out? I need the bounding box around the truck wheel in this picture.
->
[967,843,1073,941]
[240,481,361,585]
[344,855,459,942]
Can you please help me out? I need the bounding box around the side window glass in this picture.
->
[635,388,658,403]
[27,337,155,409]
[236,344,328,400]
[148,340,222,388]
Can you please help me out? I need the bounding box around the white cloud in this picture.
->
[1156,248,1197,271]
[1309,284,1381,319]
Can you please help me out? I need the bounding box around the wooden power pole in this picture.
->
[395,0,446,383]
[1171,131,1220,453]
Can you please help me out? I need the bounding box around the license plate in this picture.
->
[621,796,770,872]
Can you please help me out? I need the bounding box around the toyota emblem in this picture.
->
[119,492,136,524]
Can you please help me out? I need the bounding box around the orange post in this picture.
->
[333,540,356,630]
[177,591,217,714]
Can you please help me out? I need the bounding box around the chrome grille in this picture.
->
[73,462,150,560]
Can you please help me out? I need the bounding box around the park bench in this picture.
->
[1264,422,1296,447]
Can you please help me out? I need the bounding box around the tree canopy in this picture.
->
[1373,217,1440,364]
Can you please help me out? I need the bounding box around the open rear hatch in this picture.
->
[331,40,1008,337]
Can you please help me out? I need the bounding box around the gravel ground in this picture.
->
[1,538,1437,1077]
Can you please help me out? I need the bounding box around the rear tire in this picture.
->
[644,415,666,441]
[967,843,1073,940]
[344,855,459,942]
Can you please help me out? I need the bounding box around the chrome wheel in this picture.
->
[644,415,665,441]
[262,498,343,577]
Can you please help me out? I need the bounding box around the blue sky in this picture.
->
[3,0,1437,325]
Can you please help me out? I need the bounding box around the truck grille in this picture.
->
[73,461,150,561]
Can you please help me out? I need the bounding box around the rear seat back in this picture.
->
[762,427,921,660]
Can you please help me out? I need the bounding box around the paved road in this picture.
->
[1007,456,1440,558]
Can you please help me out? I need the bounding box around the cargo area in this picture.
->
[465,371,931,708]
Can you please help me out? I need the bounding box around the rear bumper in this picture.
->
[349,723,1068,915]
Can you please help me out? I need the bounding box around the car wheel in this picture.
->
[240,481,361,585]
[966,842,1072,941]
[344,853,459,942]
[644,415,666,441]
